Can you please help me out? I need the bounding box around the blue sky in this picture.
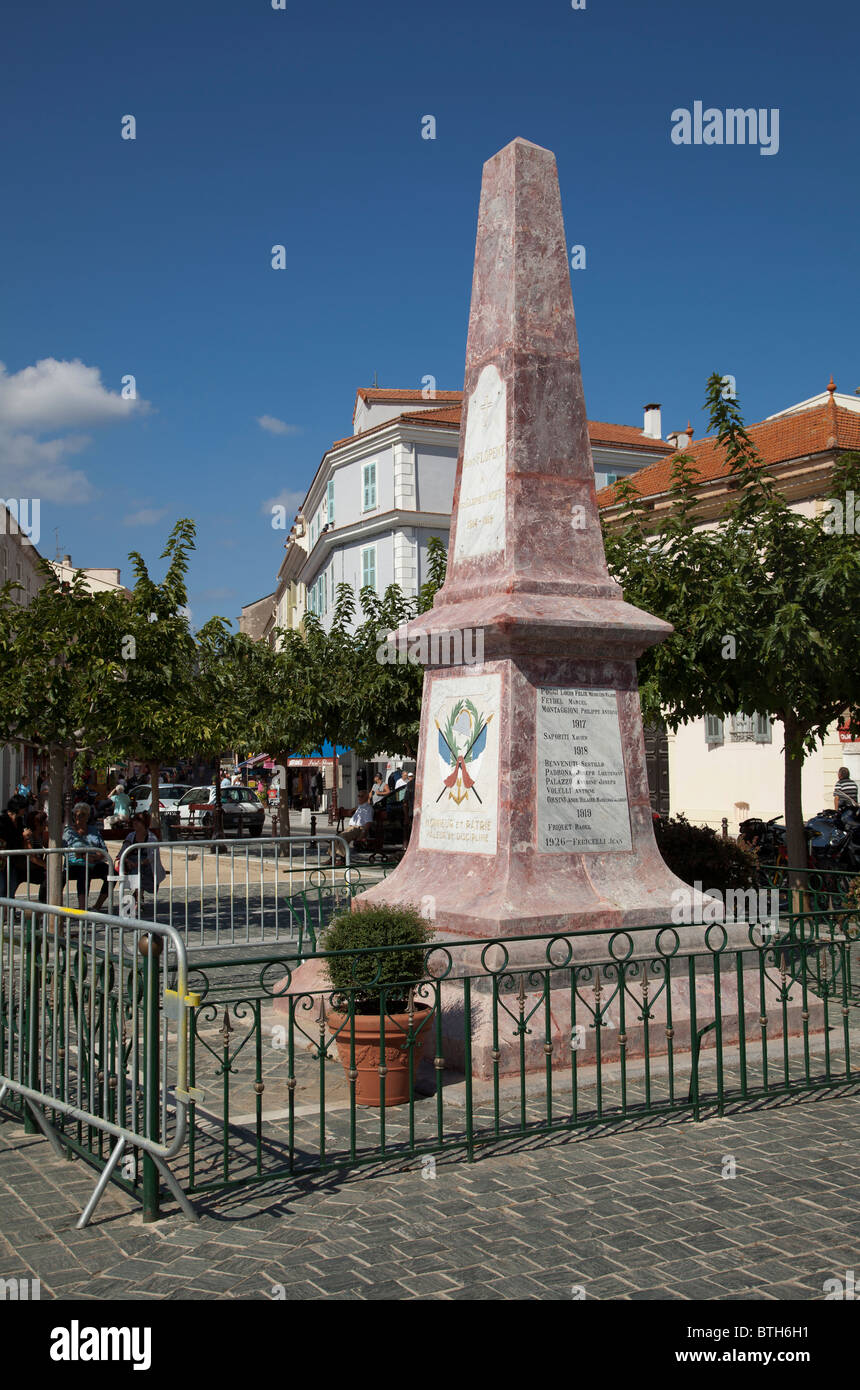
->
[2,0,858,625]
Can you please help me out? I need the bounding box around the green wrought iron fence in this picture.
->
[3,884,858,1221]
[176,902,859,1204]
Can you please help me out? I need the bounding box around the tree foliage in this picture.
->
[603,373,860,868]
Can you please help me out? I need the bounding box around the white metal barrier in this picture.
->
[116,833,353,951]
[0,845,114,912]
[0,898,198,1226]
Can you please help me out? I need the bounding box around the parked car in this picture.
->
[129,784,192,815]
[170,786,267,839]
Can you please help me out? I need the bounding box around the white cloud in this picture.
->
[261,488,305,519]
[122,507,169,527]
[257,415,300,436]
[0,427,95,503]
[0,357,152,507]
[0,358,150,431]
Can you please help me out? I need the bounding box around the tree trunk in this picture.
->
[277,752,291,837]
[46,744,66,906]
[213,761,224,840]
[782,718,808,888]
[147,759,162,836]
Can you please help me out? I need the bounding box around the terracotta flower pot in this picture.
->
[327,1003,435,1107]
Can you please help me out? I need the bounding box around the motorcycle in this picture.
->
[738,815,788,867]
[806,804,860,874]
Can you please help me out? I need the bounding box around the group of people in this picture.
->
[322,768,416,865]
[0,790,166,913]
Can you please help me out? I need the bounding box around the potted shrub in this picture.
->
[322,904,435,1108]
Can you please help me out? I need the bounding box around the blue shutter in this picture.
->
[705,716,723,746]
[326,479,335,526]
[363,462,377,511]
[362,547,376,591]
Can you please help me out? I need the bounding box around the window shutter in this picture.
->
[363,462,377,511]
[326,479,335,526]
[754,714,771,744]
[705,716,724,745]
[362,547,376,591]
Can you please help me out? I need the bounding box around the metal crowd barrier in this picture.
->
[0,845,115,912]
[0,898,198,1226]
[116,833,353,951]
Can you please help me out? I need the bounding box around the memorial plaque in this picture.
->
[419,673,501,854]
[452,363,506,561]
[537,687,632,852]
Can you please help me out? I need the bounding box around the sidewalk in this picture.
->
[1,1091,857,1300]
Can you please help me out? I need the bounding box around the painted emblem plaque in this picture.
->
[537,687,633,853]
[452,363,506,561]
[419,673,501,854]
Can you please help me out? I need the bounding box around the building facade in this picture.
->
[598,380,860,832]
[0,509,47,803]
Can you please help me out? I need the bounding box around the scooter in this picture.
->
[738,815,788,867]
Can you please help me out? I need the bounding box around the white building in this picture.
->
[599,380,860,831]
[284,387,677,631]
[0,508,47,803]
[50,554,130,596]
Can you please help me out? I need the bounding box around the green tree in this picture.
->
[0,560,126,901]
[603,374,860,871]
[101,519,203,834]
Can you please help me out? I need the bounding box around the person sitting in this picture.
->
[120,811,166,912]
[0,796,26,900]
[107,780,132,829]
[324,793,374,864]
[62,802,111,912]
[22,810,50,902]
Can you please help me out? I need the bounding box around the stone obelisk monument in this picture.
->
[362,137,691,940]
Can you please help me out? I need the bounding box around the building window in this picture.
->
[361,545,377,592]
[326,479,335,526]
[754,714,772,744]
[705,716,724,746]
[605,473,618,486]
[362,461,377,512]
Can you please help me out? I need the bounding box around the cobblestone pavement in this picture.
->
[1,1089,857,1301]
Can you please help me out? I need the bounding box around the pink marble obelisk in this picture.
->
[360,137,690,939]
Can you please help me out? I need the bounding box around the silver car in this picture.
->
[129,784,191,815]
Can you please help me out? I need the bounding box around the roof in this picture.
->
[587,420,673,453]
[355,387,463,406]
[334,402,672,454]
[597,396,860,509]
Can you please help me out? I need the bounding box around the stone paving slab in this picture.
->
[1,1089,858,1300]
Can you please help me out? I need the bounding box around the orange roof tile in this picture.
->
[597,401,860,509]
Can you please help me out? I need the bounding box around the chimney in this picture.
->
[642,403,662,440]
[63,554,72,565]
[666,422,693,451]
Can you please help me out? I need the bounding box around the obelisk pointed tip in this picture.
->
[486,136,555,165]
